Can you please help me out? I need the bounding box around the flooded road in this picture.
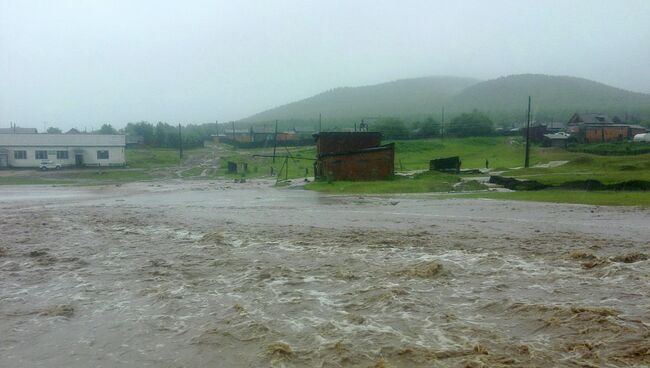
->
[1,181,649,367]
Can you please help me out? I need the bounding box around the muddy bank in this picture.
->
[0,181,649,367]
[490,175,650,191]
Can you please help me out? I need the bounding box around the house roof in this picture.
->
[0,134,126,147]
[0,127,38,134]
[569,113,614,125]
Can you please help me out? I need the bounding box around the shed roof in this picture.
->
[0,127,38,134]
[0,134,126,147]
[543,132,570,140]
[569,113,614,125]
[318,143,394,158]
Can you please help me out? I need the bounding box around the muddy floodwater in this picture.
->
[1,181,649,367]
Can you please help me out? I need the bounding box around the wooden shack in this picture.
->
[314,132,394,181]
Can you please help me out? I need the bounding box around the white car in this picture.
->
[39,160,62,170]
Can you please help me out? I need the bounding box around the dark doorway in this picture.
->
[75,154,83,167]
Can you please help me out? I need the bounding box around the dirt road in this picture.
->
[1,181,649,367]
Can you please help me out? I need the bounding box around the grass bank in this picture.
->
[455,190,650,207]
[305,172,486,194]
[501,152,650,184]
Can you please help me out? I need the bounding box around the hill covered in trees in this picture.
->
[239,76,479,128]
[240,74,650,128]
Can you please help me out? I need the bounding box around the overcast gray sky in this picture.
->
[1,0,649,130]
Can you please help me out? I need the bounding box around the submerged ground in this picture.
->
[1,181,649,367]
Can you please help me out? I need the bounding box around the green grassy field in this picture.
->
[306,171,469,193]
[391,137,528,170]
[126,147,183,168]
[218,146,316,180]
[455,190,650,207]
[499,153,650,184]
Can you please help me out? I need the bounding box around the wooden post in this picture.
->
[273,120,278,163]
[178,123,183,160]
[524,96,531,168]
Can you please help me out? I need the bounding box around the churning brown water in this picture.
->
[1,181,649,367]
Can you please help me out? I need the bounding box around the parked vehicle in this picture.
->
[39,160,62,170]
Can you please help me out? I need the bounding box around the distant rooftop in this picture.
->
[0,134,126,147]
[0,127,38,134]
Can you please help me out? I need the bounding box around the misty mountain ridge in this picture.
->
[240,74,650,126]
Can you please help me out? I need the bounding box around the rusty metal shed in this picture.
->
[313,132,394,181]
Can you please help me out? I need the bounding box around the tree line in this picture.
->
[369,110,498,139]
[46,122,220,149]
[43,108,535,147]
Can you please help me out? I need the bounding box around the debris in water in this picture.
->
[148,259,172,268]
[570,251,597,260]
[581,259,609,269]
[39,304,74,318]
[394,261,443,278]
[372,357,389,368]
[233,303,246,314]
[267,341,293,358]
[28,249,48,257]
[473,344,489,355]
[611,253,648,263]
[335,270,359,280]
[347,313,365,325]
[0,247,6,257]
[201,232,225,244]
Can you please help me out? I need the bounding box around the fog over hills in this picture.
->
[241,74,650,127]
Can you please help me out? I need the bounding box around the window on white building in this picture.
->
[35,150,48,159]
[57,151,69,159]
[14,150,27,159]
[97,150,109,159]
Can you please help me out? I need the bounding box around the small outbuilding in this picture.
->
[313,132,394,181]
[0,134,126,168]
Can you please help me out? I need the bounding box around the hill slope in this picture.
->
[241,76,480,123]
[449,74,650,120]
[240,74,650,126]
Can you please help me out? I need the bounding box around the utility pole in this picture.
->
[524,96,532,168]
[231,121,235,140]
[178,123,183,160]
[319,113,322,132]
[441,106,445,139]
[272,120,278,163]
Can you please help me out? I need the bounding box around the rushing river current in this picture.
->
[1,181,649,367]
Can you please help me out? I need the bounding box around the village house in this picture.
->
[313,132,394,181]
[0,134,126,169]
[567,113,648,143]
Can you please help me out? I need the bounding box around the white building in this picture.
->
[0,134,126,168]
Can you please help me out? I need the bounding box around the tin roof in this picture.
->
[0,134,126,147]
